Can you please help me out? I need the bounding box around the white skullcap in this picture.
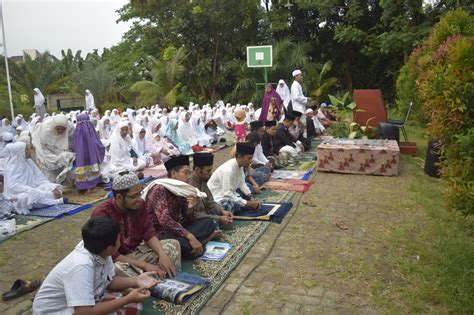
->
[292,69,302,77]
[306,108,314,114]
[112,171,140,191]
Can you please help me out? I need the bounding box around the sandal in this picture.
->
[2,279,42,301]
[334,220,349,230]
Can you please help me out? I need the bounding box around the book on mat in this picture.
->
[198,241,232,261]
[149,271,209,304]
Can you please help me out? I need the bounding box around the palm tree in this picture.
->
[9,52,62,96]
[272,38,310,80]
[129,47,187,107]
[74,61,117,105]
[306,61,338,105]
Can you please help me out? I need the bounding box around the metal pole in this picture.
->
[0,3,14,120]
[264,67,268,84]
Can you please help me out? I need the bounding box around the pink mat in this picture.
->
[143,164,167,179]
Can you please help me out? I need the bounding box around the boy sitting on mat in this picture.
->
[33,216,159,315]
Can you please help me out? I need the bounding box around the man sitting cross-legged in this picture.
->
[33,216,159,315]
[91,171,180,278]
[190,152,234,227]
[143,155,222,259]
[208,142,262,214]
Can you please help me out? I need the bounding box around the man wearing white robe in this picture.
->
[290,70,312,125]
[208,143,261,214]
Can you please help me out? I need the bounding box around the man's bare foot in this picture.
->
[203,230,223,244]
[52,189,63,199]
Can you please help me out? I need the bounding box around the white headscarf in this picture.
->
[109,120,133,167]
[31,114,75,175]
[132,124,147,156]
[177,111,199,146]
[276,79,291,109]
[96,117,111,139]
[85,89,96,111]
[33,88,45,107]
[190,112,212,147]
[1,142,61,214]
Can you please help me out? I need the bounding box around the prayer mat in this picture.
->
[143,164,168,179]
[283,160,317,171]
[64,185,108,205]
[256,188,293,203]
[200,144,227,153]
[140,177,294,314]
[270,169,313,180]
[141,220,270,314]
[28,203,92,218]
[0,215,53,244]
[234,202,293,223]
[263,179,314,192]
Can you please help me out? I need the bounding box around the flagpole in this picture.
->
[0,3,14,120]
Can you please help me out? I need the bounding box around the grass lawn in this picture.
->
[370,121,474,313]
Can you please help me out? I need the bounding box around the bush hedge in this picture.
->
[396,9,474,215]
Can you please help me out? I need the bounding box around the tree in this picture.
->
[129,47,187,107]
[9,52,62,96]
[118,0,264,101]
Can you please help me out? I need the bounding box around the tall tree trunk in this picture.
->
[212,33,220,100]
[344,48,353,93]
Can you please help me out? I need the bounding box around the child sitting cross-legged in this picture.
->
[33,216,159,315]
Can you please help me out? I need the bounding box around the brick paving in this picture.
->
[0,146,418,314]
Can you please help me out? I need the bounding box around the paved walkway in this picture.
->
[0,147,420,314]
[202,161,416,314]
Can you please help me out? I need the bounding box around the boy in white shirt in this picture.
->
[33,216,159,315]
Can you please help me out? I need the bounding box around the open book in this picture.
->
[198,241,232,262]
[149,272,209,304]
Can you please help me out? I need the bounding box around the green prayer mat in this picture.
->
[141,184,294,314]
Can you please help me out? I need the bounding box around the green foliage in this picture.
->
[396,9,474,119]
[328,92,356,111]
[74,61,118,106]
[9,52,62,96]
[307,61,338,105]
[397,9,474,215]
[129,47,187,107]
[327,121,349,138]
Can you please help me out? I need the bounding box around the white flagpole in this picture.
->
[0,3,14,120]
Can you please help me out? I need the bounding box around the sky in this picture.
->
[1,0,132,58]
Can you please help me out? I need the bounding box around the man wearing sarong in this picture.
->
[144,155,222,259]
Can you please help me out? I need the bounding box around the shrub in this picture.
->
[395,9,474,121]
[397,9,474,215]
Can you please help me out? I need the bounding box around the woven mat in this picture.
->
[28,203,92,218]
[141,180,293,314]
[0,215,53,244]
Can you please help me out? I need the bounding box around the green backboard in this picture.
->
[247,45,272,68]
